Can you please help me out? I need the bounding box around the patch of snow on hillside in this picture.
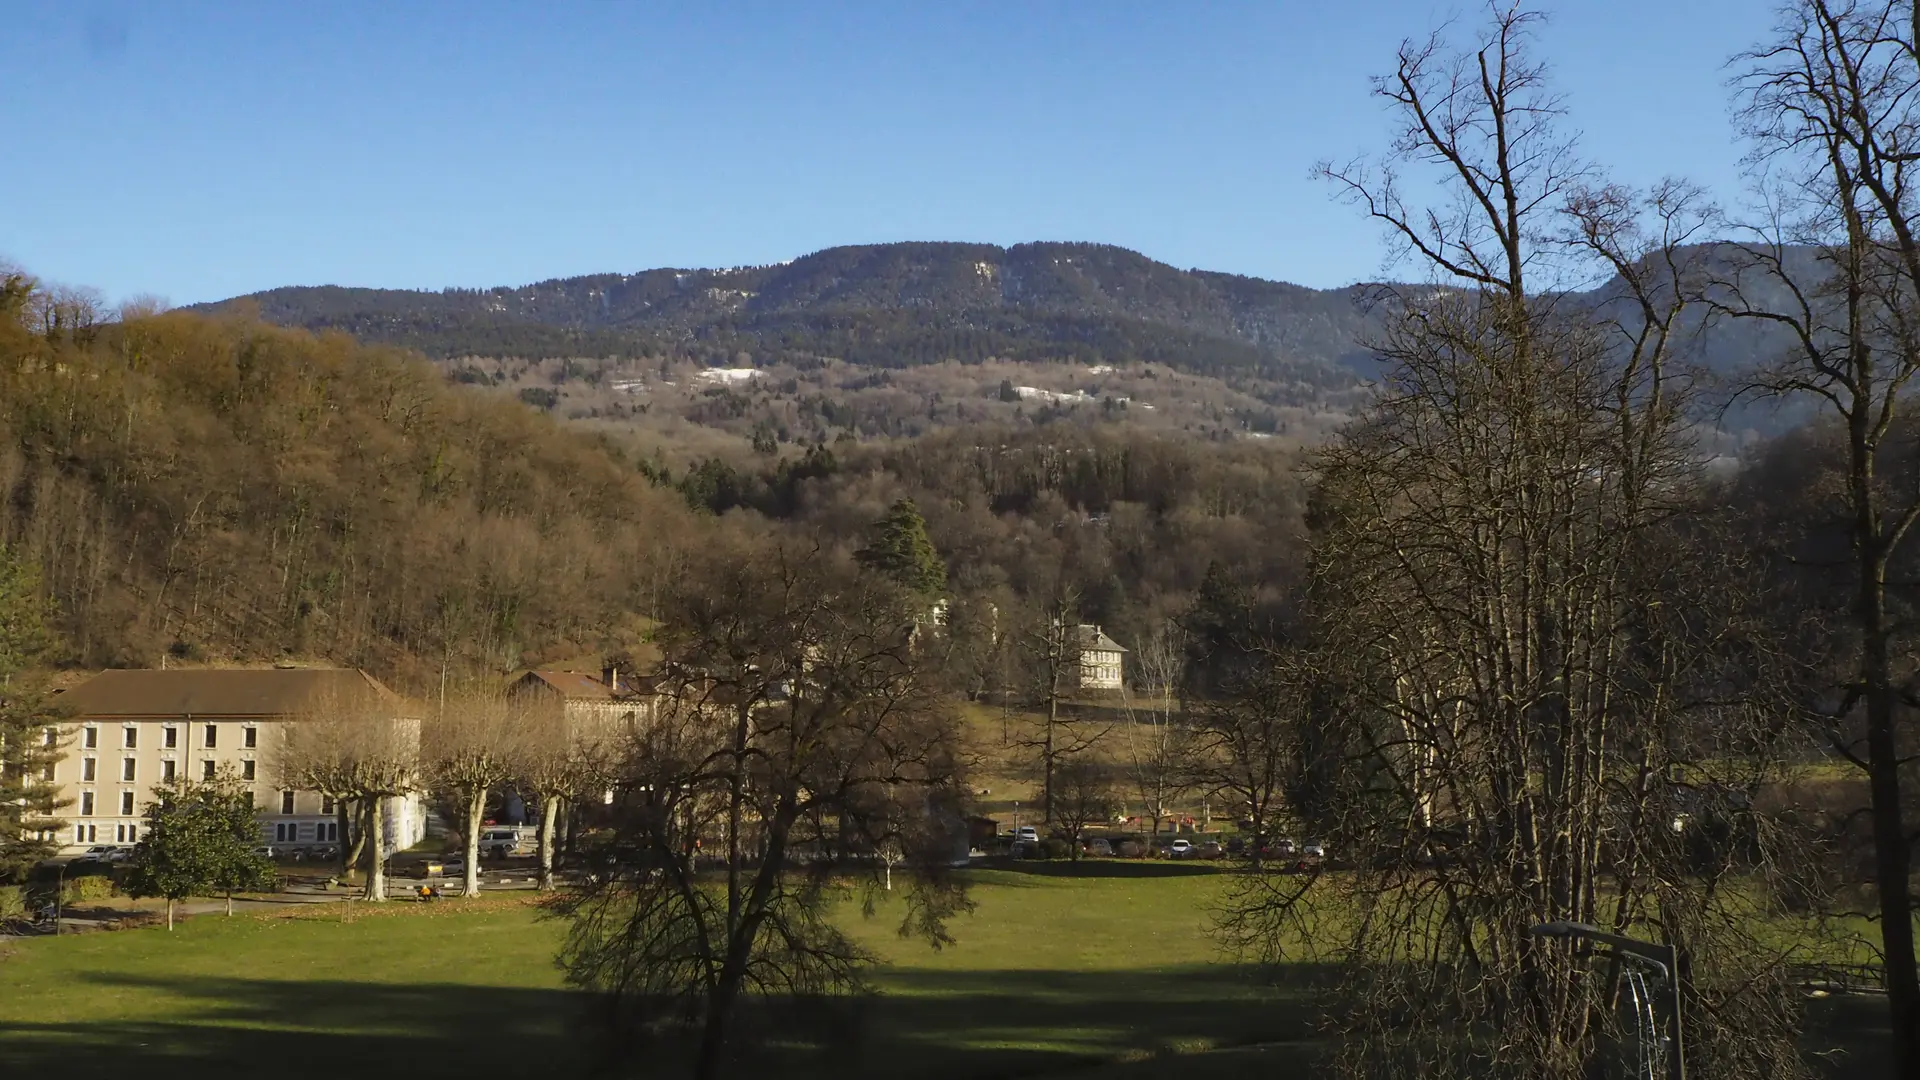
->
[697,368,762,384]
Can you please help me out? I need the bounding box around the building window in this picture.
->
[115,823,138,843]
[316,821,339,842]
[162,759,176,782]
[163,726,178,749]
[280,790,295,815]
[120,791,135,816]
[121,758,136,782]
[39,763,53,782]
[244,726,258,749]
[241,760,256,781]
[123,726,138,749]
[44,727,57,746]
[201,759,216,780]
[321,795,336,815]
[80,791,95,816]
[81,757,97,782]
[75,824,94,843]
[82,727,98,749]
[203,724,217,749]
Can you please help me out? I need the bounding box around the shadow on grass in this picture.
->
[0,964,1329,1080]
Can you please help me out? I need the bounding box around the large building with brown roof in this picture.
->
[45,667,426,854]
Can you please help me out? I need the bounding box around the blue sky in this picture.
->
[4,1,1764,306]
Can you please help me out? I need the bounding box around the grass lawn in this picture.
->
[0,862,1317,1080]
[0,860,1893,1079]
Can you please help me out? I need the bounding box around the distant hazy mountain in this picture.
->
[195,241,1381,387]
[197,240,1821,439]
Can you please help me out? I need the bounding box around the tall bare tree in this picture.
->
[514,695,621,892]
[280,690,421,902]
[553,533,969,1080]
[1011,590,1107,824]
[1217,6,1811,1077]
[423,688,529,898]
[1121,621,1190,840]
[1728,5,1920,1073]
[1050,757,1119,859]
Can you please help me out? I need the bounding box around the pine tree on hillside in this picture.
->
[855,498,947,598]
[0,547,63,883]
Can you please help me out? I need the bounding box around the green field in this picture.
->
[0,863,1319,1080]
[0,860,1895,1079]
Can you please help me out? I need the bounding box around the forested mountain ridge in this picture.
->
[197,240,1819,442]
[195,241,1381,384]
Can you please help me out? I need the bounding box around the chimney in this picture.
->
[602,663,620,695]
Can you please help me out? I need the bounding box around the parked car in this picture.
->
[479,828,529,859]
[1303,841,1327,860]
[1198,840,1223,859]
[1225,836,1246,856]
[103,847,135,864]
[71,845,118,864]
[1084,838,1113,857]
[1169,838,1194,858]
[1015,826,1040,845]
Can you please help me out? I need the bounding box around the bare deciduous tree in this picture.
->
[514,698,621,892]
[424,689,529,898]
[1215,6,1813,1077]
[280,688,421,902]
[553,533,969,1080]
[1011,589,1108,824]
[1727,4,1920,1072]
[1121,621,1191,840]
[1050,757,1119,859]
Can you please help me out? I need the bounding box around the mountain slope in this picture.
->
[199,241,1381,386]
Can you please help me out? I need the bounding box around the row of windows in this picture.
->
[69,824,141,844]
[272,822,340,843]
[71,789,335,817]
[73,757,258,783]
[73,724,258,751]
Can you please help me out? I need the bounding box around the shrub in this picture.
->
[61,873,118,905]
[0,885,25,923]
[1039,838,1071,860]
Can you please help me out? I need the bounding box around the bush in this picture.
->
[1039,838,1071,860]
[61,873,118,905]
[0,885,25,923]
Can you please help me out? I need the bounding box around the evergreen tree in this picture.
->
[126,770,276,928]
[0,547,62,883]
[855,498,947,597]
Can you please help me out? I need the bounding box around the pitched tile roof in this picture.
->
[55,668,405,719]
[1074,625,1128,653]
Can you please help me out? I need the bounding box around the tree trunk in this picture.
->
[343,799,366,880]
[695,964,744,1080]
[537,795,560,891]
[335,800,353,875]
[464,787,484,898]
[365,796,387,902]
[225,890,233,917]
[1043,691,1057,825]
[1859,551,1920,1080]
[166,896,174,930]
